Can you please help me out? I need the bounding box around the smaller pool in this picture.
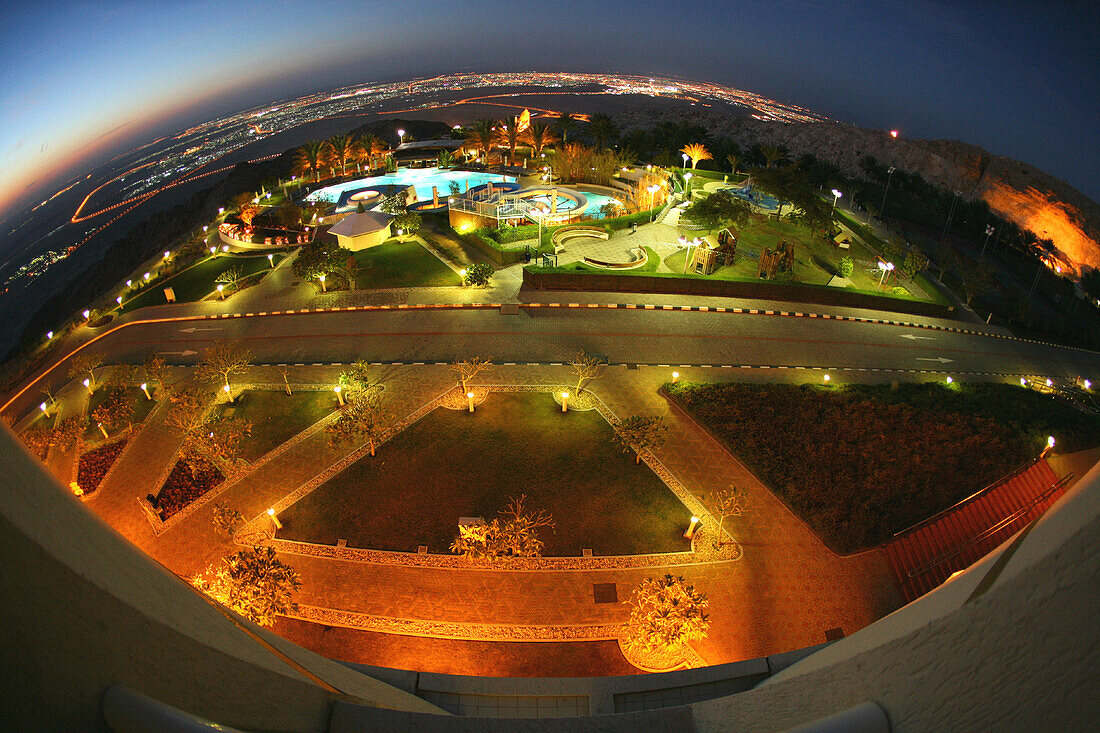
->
[720,185,779,210]
[583,192,625,219]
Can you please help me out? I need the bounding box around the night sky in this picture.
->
[2,0,1098,216]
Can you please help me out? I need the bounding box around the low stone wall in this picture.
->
[522,270,957,319]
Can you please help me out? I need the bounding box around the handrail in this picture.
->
[892,457,1039,538]
[102,684,244,732]
[907,472,1073,578]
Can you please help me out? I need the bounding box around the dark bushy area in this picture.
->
[154,460,224,520]
[667,381,1100,553]
[15,152,296,358]
[76,439,128,495]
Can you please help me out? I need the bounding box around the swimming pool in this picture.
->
[720,185,779,210]
[521,191,624,219]
[583,192,625,218]
[306,167,515,205]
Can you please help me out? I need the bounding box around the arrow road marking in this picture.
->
[178,326,223,333]
[900,334,934,341]
[158,350,198,356]
[916,356,953,363]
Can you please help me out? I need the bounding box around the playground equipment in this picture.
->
[757,241,795,279]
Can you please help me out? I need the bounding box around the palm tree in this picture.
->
[760,145,785,168]
[522,122,557,160]
[325,134,356,175]
[680,143,712,170]
[437,149,455,168]
[726,153,741,174]
[466,119,497,164]
[497,116,522,166]
[294,140,327,181]
[555,112,576,143]
[353,133,377,170]
[587,113,618,151]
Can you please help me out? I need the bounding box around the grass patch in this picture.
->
[667,381,1100,553]
[278,392,689,555]
[120,254,283,312]
[214,389,337,462]
[351,239,461,289]
[550,247,662,275]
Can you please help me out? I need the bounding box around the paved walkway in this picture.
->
[80,362,901,671]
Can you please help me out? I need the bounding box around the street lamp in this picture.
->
[684,516,700,539]
[209,246,216,255]
[683,171,693,195]
[39,402,49,416]
[318,274,326,292]
[879,166,896,219]
[561,392,569,412]
[682,153,689,173]
[140,382,151,400]
[46,331,53,339]
[533,203,549,252]
[978,224,995,265]
[143,272,151,281]
[467,391,475,413]
[216,284,224,299]
[163,251,170,260]
[672,371,680,383]
[223,384,234,403]
[823,374,831,383]
[267,253,274,267]
[831,188,843,212]
[397,128,405,144]
[647,184,660,222]
[267,507,282,530]
[334,385,345,406]
[83,309,90,320]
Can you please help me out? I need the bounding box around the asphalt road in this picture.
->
[8,306,1098,423]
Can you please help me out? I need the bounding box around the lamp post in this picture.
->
[397,128,405,145]
[879,166,896,219]
[334,385,345,406]
[318,274,327,292]
[534,203,549,252]
[683,171,693,196]
[682,153,689,174]
[216,284,224,299]
[561,392,569,412]
[266,507,282,530]
[672,371,679,384]
[140,382,151,400]
[978,224,995,265]
[831,188,843,212]
[267,253,274,267]
[39,402,50,417]
[82,378,92,394]
[467,391,475,413]
[941,190,961,245]
[222,384,233,403]
[684,516,700,539]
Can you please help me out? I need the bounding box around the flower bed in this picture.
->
[76,440,128,496]
[153,460,224,520]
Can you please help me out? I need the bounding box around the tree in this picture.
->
[437,149,455,168]
[837,256,854,278]
[450,495,554,561]
[338,360,375,394]
[750,164,806,220]
[587,113,618,151]
[277,366,292,396]
[391,211,422,236]
[711,486,745,546]
[680,143,712,170]
[683,192,752,231]
[463,262,494,287]
[179,414,251,478]
[212,502,243,537]
[466,118,498,163]
[325,386,386,455]
[902,251,929,280]
[191,546,301,627]
[450,356,492,393]
[142,354,170,395]
[294,140,328,181]
[325,134,357,175]
[790,193,834,243]
[956,258,994,305]
[934,240,955,279]
[51,417,83,452]
[69,352,104,389]
[726,152,741,174]
[378,190,408,215]
[237,204,260,228]
[292,239,351,281]
[91,388,135,435]
[1080,268,1100,302]
[612,415,668,463]
[624,574,710,654]
[569,352,604,393]
[497,116,522,166]
[758,144,786,168]
[215,265,243,285]
[555,112,577,143]
[196,341,252,390]
[278,202,304,230]
[19,427,54,460]
[522,122,557,160]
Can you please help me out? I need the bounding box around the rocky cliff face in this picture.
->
[618,109,1100,274]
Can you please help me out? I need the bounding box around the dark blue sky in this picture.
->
[3,0,1098,213]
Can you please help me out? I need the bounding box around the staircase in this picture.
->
[885,459,1072,603]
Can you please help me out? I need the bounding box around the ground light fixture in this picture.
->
[823,374,831,383]
[46,331,53,339]
[83,309,90,320]
[163,251,170,259]
[222,245,229,253]
[218,207,224,215]
[82,379,92,393]
[684,516,700,539]
[267,508,282,530]
[1046,378,1053,387]
[267,254,274,267]
[1042,435,1057,458]
[318,274,326,292]
[831,189,843,210]
[144,272,150,281]
[1085,379,1092,389]
[126,280,132,288]
[682,152,689,171]
[459,268,467,284]
[467,392,475,413]
[210,246,216,255]
[672,371,680,383]
[1021,377,1028,386]
[116,297,122,306]
[561,392,569,412]
[334,386,344,406]
[140,383,151,400]
[945,376,953,384]
[39,402,49,416]
[216,284,224,299]
[222,384,233,402]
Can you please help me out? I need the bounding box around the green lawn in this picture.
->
[550,247,661,275]
[215,389,337,462]
[120,254,284,312]
[277,392,690,555]
[667,381,1100,553]
[84,386,158,440]
[351,239,462,289]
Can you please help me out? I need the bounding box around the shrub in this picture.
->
[838,256,854,278]
[464,262,494,287]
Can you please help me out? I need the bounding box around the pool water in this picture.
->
[583,192,625,218]
[721,185,779,210]
[306,167,515,204]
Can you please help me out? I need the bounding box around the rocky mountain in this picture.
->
[617,109,1100,274]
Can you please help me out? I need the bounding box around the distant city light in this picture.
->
[890,130,899,138]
